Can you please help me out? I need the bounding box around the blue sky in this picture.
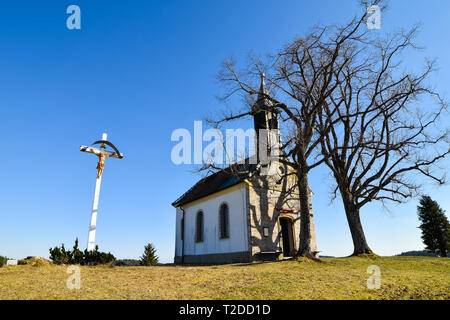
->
[0,1,449,263]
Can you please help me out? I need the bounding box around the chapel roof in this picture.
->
[171,162,257,207]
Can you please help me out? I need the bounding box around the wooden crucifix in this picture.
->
[80,133,124,251]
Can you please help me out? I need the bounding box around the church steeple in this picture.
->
[253,73,279,132]
[253,73,280,165]
[255,73,272,109]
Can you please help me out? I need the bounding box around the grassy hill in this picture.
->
[0,256,448,300]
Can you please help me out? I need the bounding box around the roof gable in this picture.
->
[172,163,257,207]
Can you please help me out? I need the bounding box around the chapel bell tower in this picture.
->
[253,73,280,165]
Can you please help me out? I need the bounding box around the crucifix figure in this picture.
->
[80,133,124,251]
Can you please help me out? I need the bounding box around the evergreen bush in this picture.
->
[417,196,450,257]
[0,256,7,267]
[140,243,159,266]
[49,238,115,265]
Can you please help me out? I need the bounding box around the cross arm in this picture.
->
[80,145,124,159]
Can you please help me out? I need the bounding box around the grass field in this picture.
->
[0,256,448,300]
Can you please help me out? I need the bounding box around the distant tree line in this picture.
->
[114,243,159,266]
[396,250,438,257]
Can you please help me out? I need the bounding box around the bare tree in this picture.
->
[317,25,449,255]
[209,1,449,257]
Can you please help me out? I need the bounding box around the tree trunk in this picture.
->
[297,172,315,257]
[341,190,374,255]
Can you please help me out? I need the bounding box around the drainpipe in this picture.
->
[180,206,185,265]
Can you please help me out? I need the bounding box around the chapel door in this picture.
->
[280,217,294,257]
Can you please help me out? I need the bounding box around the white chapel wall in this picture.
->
[175,184,248,258]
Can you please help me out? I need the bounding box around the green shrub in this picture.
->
[0,256,7,267]
[71,238,84,264]
[83,246,115,266]
[49,238,115,266]
[140,243,159,266]
[49,243,70,264]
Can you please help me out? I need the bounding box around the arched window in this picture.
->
[219,204,229,239]
[195,211,204,243]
